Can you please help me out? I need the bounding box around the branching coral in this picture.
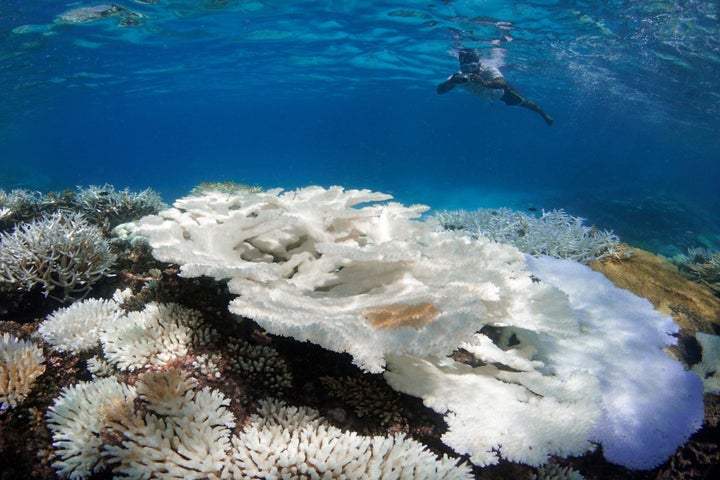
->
[38,298,122,353]
[0,332,46,410]
[104,369,236,479]
[99,302,215,371]
[0,211,115,300]
[320,375,404,426]
[46,370,471,480]
[0,188,51,230]
[46,376,138,478]
[435,207,623,263]
[224,398,473,479]
[47,369,234,480]
[226,338,292,394]
[70,184,166,232]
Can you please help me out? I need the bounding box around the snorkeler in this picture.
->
[437,49,554,126]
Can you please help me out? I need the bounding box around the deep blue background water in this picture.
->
[2,1,719,255]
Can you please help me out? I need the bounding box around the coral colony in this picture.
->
[0,184,717,479]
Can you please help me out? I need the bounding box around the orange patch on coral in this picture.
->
[364,302,438,329]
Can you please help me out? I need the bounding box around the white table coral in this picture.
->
[138,186,577,373]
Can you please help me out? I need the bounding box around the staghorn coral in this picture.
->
[223,398,473,480]
[0,211,115,301]
[0,332,46,410]
[435,207,624,263]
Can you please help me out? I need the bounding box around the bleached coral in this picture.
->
[38,297,122,353]
[46,376,138,478]
[103,369,236,479]
[137,186,575,373]
[0,332,46,410]
[385,256,704,469]
[223,398,473,479]
[99,302,215,371]
[0,188,50,229]
[47,369,234,480]
[135,185,703,469]
[436,207,623,263]
[0,211,115,300]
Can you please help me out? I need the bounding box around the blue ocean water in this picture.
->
[1,1,719,256]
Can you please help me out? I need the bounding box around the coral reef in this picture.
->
[2,183,719,479]
[46,358,470,479]
[0,332,46,410]
[0,185,165,234]
[100,302,215,371]
[134,185,704,469]
[189,181,263,196]
[435,207,624,263]
[0,211,115,301]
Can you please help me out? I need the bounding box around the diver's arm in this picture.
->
[437,72,467,94]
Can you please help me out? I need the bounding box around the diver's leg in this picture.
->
[501,89,553,125]
[519,99,554,125]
